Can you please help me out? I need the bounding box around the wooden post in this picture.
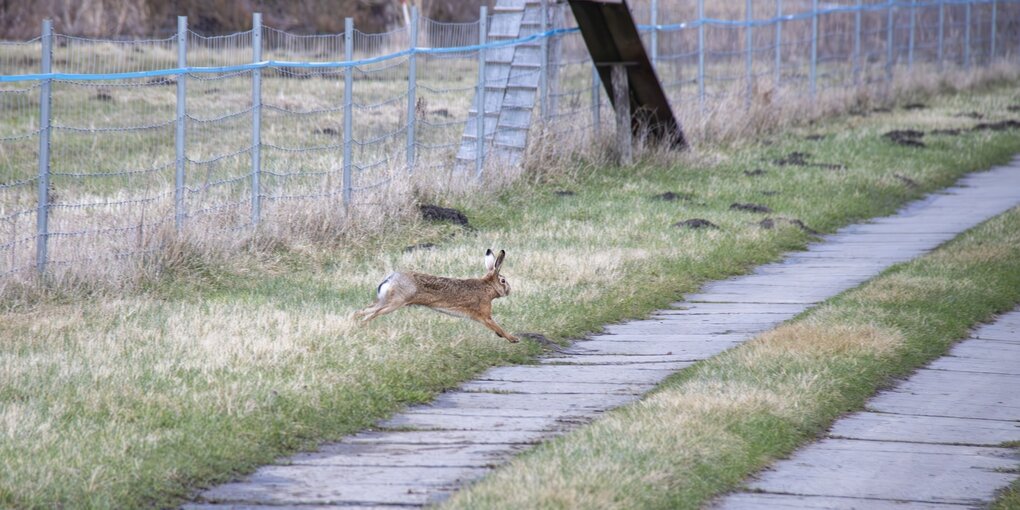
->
[612,64,632,166]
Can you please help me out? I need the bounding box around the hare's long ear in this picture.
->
[485,249,496,273]
[493,250,506,274]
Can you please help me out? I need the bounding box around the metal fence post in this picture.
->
[175,16,187,229]
[612,65,632,166]
[810,0,818,97]
[343,18,353,208]
[937,0,945,70]
[251,13,262,226]
[697,0,705,112]
[539,0,548,121]
[964,2,971,68]
[745,0,753,110]
[406,7,418,172]
[592,65,600,136]
[774,0,782,89]
[990,0,997,61]
[854,0,862,85]
[886,2,894,84]
[476,6,487,178]
[908,0,916,69]
[650,0,658,67]
[36,19,52,275]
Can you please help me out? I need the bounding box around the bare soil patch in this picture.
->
[731,203,773,214]
[972,120,1020,132]
[772,151,844,170]
[883,130,926,148]
[419,204,470,228]
[673,219,718,230]
[653,191,694,202]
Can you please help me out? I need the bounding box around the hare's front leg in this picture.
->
[480,316,518,343]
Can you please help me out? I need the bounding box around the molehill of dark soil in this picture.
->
[674,218,718,230]
[744,168,767,177]
[553,190,576,196]
[731,203,773,214]
[930,128,962,136]
[972,120,1020,132]
[883,130,926,148]
[903,103,927,110]
[419,204,470,228]
[653,191,694,202]
[773,151,811,166]
[1007,105,1020,113]
[955,111,985,119]
[761,190,780,196]
[804,134,827,141]
[772,151,845,171]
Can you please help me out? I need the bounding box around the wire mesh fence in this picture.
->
[1,0,1018,286]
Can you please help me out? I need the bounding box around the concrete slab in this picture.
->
[828,411,1020,445]
[867,369,1020,420]
[426,391,636,414]
[478,364,678,383]
[378,413,560,432]
[342,429,544,446]
[460,379,656,395]
[287,442,520,468]
[715,493,966,510]
[743,439,1018,505]
[539,355,696,366]
[560,339,740,357]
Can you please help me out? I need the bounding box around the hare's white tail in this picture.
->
[376,272,397,300]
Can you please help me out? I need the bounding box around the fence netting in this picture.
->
[1,0,1019,285]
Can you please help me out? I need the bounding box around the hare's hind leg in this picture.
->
[357,298,407,322]
[355,273,402,322]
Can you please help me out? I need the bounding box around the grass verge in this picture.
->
[440,211,1020,508]
[2,85,1020,508]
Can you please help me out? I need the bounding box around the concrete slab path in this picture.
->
[713,309,1020,509]
[186,160,1020,509]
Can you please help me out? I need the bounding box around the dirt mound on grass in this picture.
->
[674,219,718,230]
[419,204,470,228]
[731,203,773,213]
[883,130,926,148]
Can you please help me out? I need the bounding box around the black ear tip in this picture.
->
[486,248,493,255]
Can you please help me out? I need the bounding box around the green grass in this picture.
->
[2,83,1020,508]
[441,191,1020,507]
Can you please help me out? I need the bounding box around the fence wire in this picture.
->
[1,0,1019,284]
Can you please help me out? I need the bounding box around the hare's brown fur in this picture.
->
[353,249,517,342]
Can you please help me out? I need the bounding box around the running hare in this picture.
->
[354,249,518,342]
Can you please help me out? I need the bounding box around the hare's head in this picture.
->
[484,249,511,298]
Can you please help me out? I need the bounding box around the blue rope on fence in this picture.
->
[0,0,1015,83]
